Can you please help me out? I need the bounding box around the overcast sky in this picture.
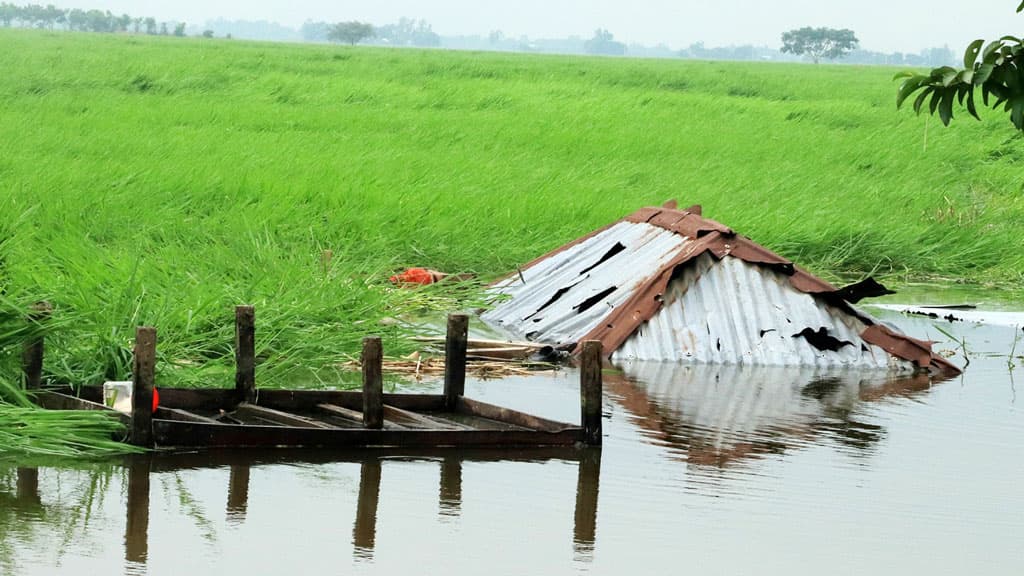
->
[47,0,1017,53]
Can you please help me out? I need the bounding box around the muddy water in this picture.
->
[1,310,1021,575]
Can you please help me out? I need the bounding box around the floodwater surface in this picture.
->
[1,310,1021,575]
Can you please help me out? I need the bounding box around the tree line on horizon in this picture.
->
[0,2,190,36]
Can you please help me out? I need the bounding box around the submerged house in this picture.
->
[481,201,959,375]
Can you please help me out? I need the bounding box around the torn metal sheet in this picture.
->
[482,202,960,375]
[612,254,910,369]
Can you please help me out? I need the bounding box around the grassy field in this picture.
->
[1,28,1022,402]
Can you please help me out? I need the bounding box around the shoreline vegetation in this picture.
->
[1,29,1022,456]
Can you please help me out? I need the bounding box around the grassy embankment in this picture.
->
[1,28,1022,407]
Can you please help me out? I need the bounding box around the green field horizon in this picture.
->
[2,28,1022,395]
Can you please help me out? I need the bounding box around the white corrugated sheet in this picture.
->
[481,221,689,347]
[612,254,910,369]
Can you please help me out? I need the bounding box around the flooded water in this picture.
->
[1,309,1021,575]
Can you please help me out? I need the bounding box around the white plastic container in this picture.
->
[102,381,133,414]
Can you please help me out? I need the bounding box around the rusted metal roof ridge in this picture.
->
[567,203,960,375]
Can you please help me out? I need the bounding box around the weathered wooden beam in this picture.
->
[235,305,256,404]
[21,301,50,390]
[456,397,573,433]
[234,404,337,429]
[443,314,469,410]
[33,391,131,426]
[580,340,603,446]
[155,407,223,425]
[362,336,383,429]
[316,402,364,423]
[130,327,157,448]
[383,404,471,430]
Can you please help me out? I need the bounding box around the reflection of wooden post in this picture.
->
[580,340,603,446]
[438,456,462,517]
[131,327,156,448]
[125,456,152,565]
[16,468,41,505]
[573,449,602,560]
[353,459,382,559]
[226,465,251,524]
[443,314,469,410]
[362,337,383,429]
[235,305,256,404]
[22,301,51,389]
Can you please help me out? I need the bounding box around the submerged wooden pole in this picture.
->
[131,327,157,448]
[362,336,383,429]
[22,301,51,390]
[353,458,382,558]
[235,305,256,404]
[580,340,603,446]
[443,314,469,410]
[125,456,152,564]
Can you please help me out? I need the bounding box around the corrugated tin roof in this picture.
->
[482,202,960,375]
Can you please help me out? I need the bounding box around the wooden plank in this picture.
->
[131,327,157,448]
[235,305,256,403]
[316,402,364,423]
[257,389,445,413]
[362,336,383,429]
[456,397,575,433]
[152,421,582,449]
[234,403,337,429]
[383,404,472,430]
[443,314,469,410]
[155,407,223,425]
[33,391,131,425]
[580,340,603,446]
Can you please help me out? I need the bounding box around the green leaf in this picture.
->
[929,89,942,115]
[892,71,915,80]
[913,86,933,114]
[896,75,926,108]
[976,63,996,84]
[938,67,960,87]
[999,35,1022,43]
[1018,0,1023,13]
[982,40,1003,63]
[939,89,956,125]
[963,39,984,68]
[966,89,981,120]
[1012,97,1024,129]
[956,69,974,85]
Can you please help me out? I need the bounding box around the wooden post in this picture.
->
[443,314,469,410]
[22,301,51,390]
[438,456,463,517]
[130,327,157,448]
[362,336,383,429]
[16,468,41,506]
[235,305,256,404]
[580,340,603,446]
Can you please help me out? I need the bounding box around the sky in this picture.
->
[47,0,1017,53]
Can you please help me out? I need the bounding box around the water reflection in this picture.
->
[609,362,946,467]
[2,447,601,572]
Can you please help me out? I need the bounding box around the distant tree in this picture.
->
[144,16,156,35]
[173,22,185,37]
[0,3,16,27]
[376,18,439,47]
[300,20,330,42]
[584,28,626,56]
[896,2,1024,132]
[327,20,374,45]
[201,29,214,38]
[780,27,859,63]
[159,21,167,35]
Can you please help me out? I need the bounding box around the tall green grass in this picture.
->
[0,28,1022,397]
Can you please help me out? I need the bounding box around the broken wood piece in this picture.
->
[383,404,472,430]
[316,402,364,423]
[156,407,223,425]
[234,404,337,429]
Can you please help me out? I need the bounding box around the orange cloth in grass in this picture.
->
[389,268,442,285]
